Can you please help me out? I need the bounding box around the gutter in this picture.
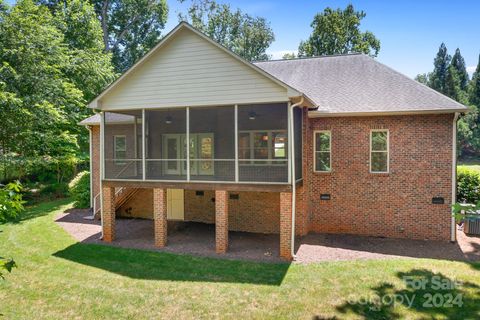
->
[451,112,459,242]
[289,96,305,260]
[99,110,104,240]
[309,108,469,118]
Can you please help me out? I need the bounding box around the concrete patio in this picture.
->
[56,208,480,264]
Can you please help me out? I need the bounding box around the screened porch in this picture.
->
[102,103,302,184]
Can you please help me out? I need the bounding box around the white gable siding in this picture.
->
[100,28,289,110]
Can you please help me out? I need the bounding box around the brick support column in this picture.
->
[280,192,293,260]
[102,186,115,242]
[215,190,229,254]
[153,188,167,247]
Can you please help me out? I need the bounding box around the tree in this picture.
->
[282,52,297,60]
[451,48,469,91]
[470,54,480,107]
[444,64,464,102]
[0,0,115,180]
[429,43,451,94]
[459,54,480,157]
[415,73,430,85]
[298,4,380,58]
[40,0,169,72]
[0,0,81,160]
[52,0,116,103]
[178,0,274,61]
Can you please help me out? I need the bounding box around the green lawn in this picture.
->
[1,200,480,319]
[458,158,480,173]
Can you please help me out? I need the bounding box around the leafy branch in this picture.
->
[452,202,480,223]
[0,257,16,279]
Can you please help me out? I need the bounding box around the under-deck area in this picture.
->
[100,181,295,259]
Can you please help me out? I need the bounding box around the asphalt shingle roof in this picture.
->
[79,113,136,125]
[254,54,468,114]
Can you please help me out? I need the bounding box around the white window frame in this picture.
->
[370,129,389,173]
[313,130,332,172]
[238,129,287,166]
[113,135,127,165]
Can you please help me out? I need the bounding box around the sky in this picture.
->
[5,0,480,78]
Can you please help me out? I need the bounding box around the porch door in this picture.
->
[167,189,184,220]
[162,135,182,175]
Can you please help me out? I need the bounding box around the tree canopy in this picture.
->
[416,43,480,157]
[470,55,480,107]
[178,0,274,61]
[0,0,115,181]
[298,4,380,58]
[429,43,451,94]
[451,48,469,91]
[40,0,169,72]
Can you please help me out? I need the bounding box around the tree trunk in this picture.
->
[101,0,110,52]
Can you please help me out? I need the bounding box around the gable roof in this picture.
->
[254,54,468,115]
[88,22,309,110]
[85,22,467,118]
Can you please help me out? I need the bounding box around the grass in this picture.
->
[458,158,480,173]
[1,200,480,319]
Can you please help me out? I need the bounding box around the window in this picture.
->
[370,130,389,173]
[238,130,287,165]
[314,131,331,172]
[114,135,126,165]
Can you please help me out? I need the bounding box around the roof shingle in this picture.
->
[254,54,467,114]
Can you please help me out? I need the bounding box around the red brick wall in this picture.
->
[120,189,281,234]
[102,186,115,242]
[229,192,280,233]
[215,190,229,253]
[92,111,454,241]
[280,192,293,260]
[303,114,453,241]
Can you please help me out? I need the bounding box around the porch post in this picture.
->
[280,191,293,260]
[153,188,167,247]
[102,186,115,242]
[215,190,229,253]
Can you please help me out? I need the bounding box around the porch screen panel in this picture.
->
[189,106,235,181]
[145,108,187,180]
[294,107,303,181]
[104,111,143,180]
[238,103,288,183]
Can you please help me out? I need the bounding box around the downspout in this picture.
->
[451,112,459,242]
[99,110,104,240]
[289,96,304,260]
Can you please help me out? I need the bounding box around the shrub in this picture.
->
[68,171,90,208]
[0,181,25,222]
[457,166,480,203]
[39,182,69,199]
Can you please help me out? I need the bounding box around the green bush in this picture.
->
[457,166,480,203]
[39,182,69,199]
[0,181,25,223]
[68,171,90,208]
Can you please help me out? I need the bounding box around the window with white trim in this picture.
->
[238,130,287,165]
[370,130,389,173]
[314,131,331,172]
[114,135,126,165]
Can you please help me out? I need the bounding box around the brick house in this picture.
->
[80,22,467,260]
